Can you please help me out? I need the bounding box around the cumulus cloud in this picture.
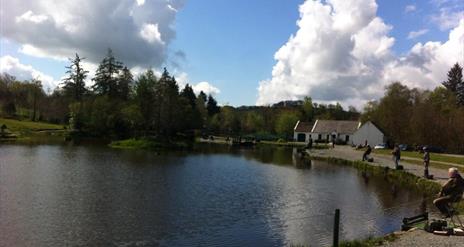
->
[257,0,464,108]
[191,81,220,96]
[1,0,185,68]
[407,29,429,39]
[0,55,58,91]
[175,72,221,96]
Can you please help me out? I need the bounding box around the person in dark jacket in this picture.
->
[362,145,372,161]
[433,167,464,217]
[423,146,430,178]
[392,144,401,169]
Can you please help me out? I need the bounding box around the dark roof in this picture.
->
[294,121,314,132]
[312,120,360,134]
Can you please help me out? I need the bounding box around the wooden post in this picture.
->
[333,209,340,247]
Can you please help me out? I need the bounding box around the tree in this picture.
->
[442,63,463,93]
[301,96,314,121]
[62,53,88,101]
[30,79,43,121]
[180,84,197,108]
[206,94,220,116]
[154,68,181,137]
[135,69,157,134]
[92,49,123,98]
[118,66,133,100]
[275,111,299,140]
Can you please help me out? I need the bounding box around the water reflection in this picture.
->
[0,144,431,247]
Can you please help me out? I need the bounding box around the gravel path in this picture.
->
[383,229,464,247]
[307,146,464,246]
[308,146,450,185]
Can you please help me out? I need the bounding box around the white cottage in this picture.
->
[309,120,360,143]
[352,121,385,146]
[293,121,314,142]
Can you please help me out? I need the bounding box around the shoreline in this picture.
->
[305,146,464,246]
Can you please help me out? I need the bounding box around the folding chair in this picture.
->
[446,197,463,229]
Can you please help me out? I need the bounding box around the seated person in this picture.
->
[362,145,372,161]
[433,167,464,217]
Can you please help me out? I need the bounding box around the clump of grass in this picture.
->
[340,234,397,247]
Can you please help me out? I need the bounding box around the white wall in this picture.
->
[352,122,384,146]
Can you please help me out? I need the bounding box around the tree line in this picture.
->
[0,49,359,141]
[361,63,464,153]
[2,49,461,152]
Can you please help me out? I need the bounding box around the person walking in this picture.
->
[392,144,401,169]
[423,146,430,178]
[306,136,313,149]
[362,145,372,161]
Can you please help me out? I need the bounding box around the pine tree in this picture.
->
[442,63,463,92]
[118,66,133,100]
[62,53,88,101]
[206,94,220,116]
[92,49,123,97]
[457,78,464,106]
[180,84,197,108]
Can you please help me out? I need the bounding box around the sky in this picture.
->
[1,0,463,109]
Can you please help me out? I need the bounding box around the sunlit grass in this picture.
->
[0,118,64,132]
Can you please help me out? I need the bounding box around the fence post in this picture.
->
[333,209,340,247]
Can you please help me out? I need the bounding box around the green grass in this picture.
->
[373,149,464,166]
[339,234,397,247]
[0,118,64,132]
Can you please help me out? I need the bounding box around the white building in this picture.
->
[293,121,314,142]
[294,120,360,143]
[352,121,386,146]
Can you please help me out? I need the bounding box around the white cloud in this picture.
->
[404,5,416,13]
[16,10,48,23]
[257,0,464,108]
[1,0,185,68]
[175,72,220,96]
[192,81,220,96]
[430,0,464,30]
[0,55,58,91]
[431,9,464,30]
[407,29,429,39]
[139,23,164,44]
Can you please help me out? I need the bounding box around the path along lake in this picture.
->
[0,144,432,246]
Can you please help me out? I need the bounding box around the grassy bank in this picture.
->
[109,138,191,150]
[0,118,64,132]
[0,118,66,142]
[373,149,464,166]
[310,155,442,197]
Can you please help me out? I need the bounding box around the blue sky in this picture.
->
[1,0,463,107]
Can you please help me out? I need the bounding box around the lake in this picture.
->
[0,144,429,246]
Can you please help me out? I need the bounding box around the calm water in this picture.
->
[0,144,429,246]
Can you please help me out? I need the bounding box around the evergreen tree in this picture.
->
[442,63,463,92]
[457,78,464,106]
[198,91,207,104]
[92,49,123,97]
[180,84,197,108]
[206,94,220,116]
[118,66,133,100]
[135,69,157,133]
[62,53,88,101]
[155,68,181,136]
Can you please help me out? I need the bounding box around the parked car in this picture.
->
[374,143,387,149]
[398,144,412,151]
